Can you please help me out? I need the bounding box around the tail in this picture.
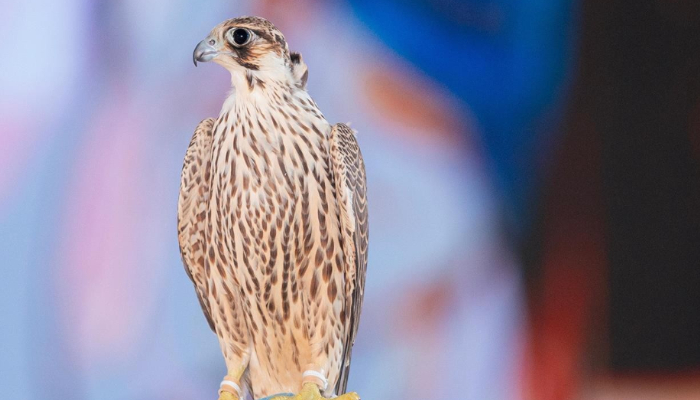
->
[241,369,253,400]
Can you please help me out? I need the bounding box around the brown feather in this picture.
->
[178,118,216,330]
[328,123,369,394]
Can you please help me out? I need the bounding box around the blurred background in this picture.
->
[1,0,700,399]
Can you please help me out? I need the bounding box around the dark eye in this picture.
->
[231,28,250,46]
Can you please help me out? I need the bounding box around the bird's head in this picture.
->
[193,16,308,90]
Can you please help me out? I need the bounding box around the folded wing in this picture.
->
[329,123,369,394]
[177,118,216,331]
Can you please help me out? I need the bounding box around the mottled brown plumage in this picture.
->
[179,16,368,400]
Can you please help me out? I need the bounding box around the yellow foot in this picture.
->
[269,383,360,400]
[219,391,239,400]
[332,392,360,400]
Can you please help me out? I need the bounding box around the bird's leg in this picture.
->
[218,369,244,400]
[214,340,251,400]
[268,382,360,400]
[217,352,251,400]
[208,276,252,400]
[219,391,238,400]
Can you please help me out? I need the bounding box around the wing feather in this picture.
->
[329,123,369,394]
[177,118,216,331]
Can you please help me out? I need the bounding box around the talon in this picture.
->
[332,392,360,400]
[265,383,360,400]
[218,391,239,400]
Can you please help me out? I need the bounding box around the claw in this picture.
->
[333,392,360,400]
[265,383,359,400]
[219,391,239,400]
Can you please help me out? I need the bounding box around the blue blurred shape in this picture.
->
[349,0,578,231]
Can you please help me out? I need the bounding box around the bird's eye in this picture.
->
[229,28,251,46]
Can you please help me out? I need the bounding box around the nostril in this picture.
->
[208,39,215,46]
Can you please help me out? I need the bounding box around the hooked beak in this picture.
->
[193,39,218,66]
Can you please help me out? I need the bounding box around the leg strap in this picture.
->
[219,376,242,398]
[302,370,328,391]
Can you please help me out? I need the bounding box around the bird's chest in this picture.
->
[210,121,321,217]
[207,115,335,283]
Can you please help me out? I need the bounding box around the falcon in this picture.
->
[178,16,368,400]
